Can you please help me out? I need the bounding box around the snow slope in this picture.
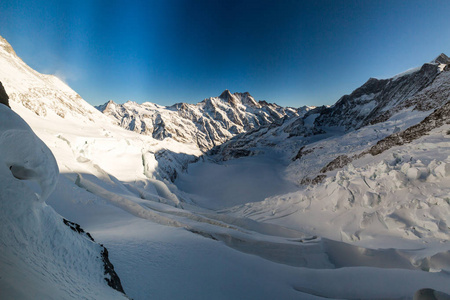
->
[0,104,126,299]
[0,35,103,121]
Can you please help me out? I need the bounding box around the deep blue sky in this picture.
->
[1,0,450,107]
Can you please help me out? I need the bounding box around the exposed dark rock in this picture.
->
[311,100,450,176]
[301,99,450,181]
[283,55,449,140]
[219,89,239,106]
[62,218,126,295]
[210,146,254,161]
[0,82,10,108]
[258,100,271,106]
[101,247,125,294]
[292,146,315,161]
[226,149,253,159]
[63,218,94,241]
[300,175,327,185]
[186,228,218,241]
[432,53,450,65]
[320,155,353,173]
[314,63,441,130]
[365,100,450,156]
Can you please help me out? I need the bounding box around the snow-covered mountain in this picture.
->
[212,54,450,174]
[0,35,108,122]
[1,32,450,300]
[313,53,450,130]
[96,90,311,150]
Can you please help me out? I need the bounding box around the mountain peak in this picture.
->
[235,92,260,108]
[95,100,117,113]
[219,89,233,100]
[218,89,240,106]
[432,53,450,64]
[0,35,17,56]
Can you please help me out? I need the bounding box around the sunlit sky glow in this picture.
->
[1,0,450,107]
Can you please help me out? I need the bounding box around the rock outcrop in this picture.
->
[0,81,9,108]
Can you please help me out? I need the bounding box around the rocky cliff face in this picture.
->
[277,54,450,139]
[97,90,311,150]
[314,62,443,130]
[0,81,9,108]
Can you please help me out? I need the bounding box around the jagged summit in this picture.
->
[219,89,233,100]
[432,53,450,64]
[217,90,262,108]
[218,89,240,106]
[95,99,117,112]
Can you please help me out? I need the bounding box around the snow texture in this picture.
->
[0,104,126,299]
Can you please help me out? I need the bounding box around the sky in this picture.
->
[1,0,450,107]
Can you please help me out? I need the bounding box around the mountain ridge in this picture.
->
[0,34,108,122]
[97,90,312,150]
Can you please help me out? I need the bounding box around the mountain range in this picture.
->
[96,90,310,151]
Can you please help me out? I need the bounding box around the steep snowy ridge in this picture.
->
[0,35,108,122]
[212,54,450,182]
[313,56,448,130]
[97,89,310,150]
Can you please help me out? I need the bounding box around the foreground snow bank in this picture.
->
[0,104,125,299]
[0,104,58,201]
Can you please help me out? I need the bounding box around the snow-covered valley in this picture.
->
[1,34,450,300]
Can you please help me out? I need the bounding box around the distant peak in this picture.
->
[236,92,260,108]
[95,100,117,112]
[0,35,17,56]
[432,53,450,64]
[219,89,233,100]
[105,100,118,107]
[236,91,251,97]
[218,89,241,106]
